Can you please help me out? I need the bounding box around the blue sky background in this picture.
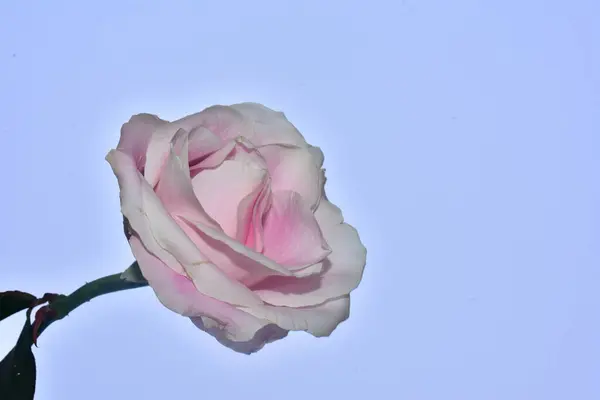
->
[0,1,598,399]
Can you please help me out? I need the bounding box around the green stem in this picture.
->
[37,262,148,338]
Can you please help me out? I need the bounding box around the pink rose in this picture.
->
[106,103,366,354]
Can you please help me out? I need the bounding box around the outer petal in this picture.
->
[230,103,308,147]
[190,315,287,355]
[251,200,367,307]
[307,145,324,168]
[106,149,186,275]
[117,113,167,171]
[107,149,261,307]
[143,103,309,185]
[174,105,245,141]
[143,123,183,186]
[129,235,210,316]
[258,144,325,209]
[262,191,331,270]
[174,103,307,147]
[130,236,288,354]
[242,296,350,337]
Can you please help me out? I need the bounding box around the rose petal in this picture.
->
[258,144,325,209]
[175,104,307,147]
[307,145,324,168]
[192,148,268,237]
[190,314,287,355]
[117,113,167,171]
[187,126,223,165]
[230,103,308,147]
[142,103,308,185]
[130,236,288,354]
[242,295,350,337]
[143,106,242,186]
[174,105,245,141]
[154,129,218,229]
[143,123,183,186]
[108,149,262,307]
[262,190,331,269]
[154,142,294,285]
[235,178,271,253]
[143,106,240,186]
[251,200,367,307]
[129,235,208,316]
[144,122,228,187]
[106,149,186,275]
[189,139,236,176]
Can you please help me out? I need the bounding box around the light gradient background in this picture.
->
[1,1,598,399]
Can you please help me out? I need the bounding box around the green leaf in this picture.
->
[0,291,36,322]
[0,309,37,400]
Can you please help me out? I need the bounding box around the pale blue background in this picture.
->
[0,1,598,399]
